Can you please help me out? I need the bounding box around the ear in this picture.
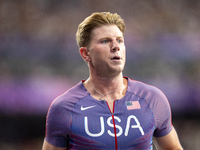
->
[79,47,91,62]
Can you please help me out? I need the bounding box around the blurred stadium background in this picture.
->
[0,0,200,149]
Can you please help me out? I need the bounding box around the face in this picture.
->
[87,25,126,77]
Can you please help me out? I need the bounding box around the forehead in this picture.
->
[91,25,123,40]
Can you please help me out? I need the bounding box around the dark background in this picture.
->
[0,0,200,149]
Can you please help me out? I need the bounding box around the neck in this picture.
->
[89,73,124,93]
[85,74,127,101]
[88,79,124,101]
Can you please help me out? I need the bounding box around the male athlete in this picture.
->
[43,12,183,150]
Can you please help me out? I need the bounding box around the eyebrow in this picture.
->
[99,36,124,40]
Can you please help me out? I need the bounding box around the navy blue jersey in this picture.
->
[45,77,172,150]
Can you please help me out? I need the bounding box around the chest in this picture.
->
[69,94,155,149]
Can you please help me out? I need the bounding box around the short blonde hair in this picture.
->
[76,12,126,48]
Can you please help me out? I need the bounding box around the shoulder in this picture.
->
[127,78,171,119]
[127,78,167,102]
[49,81,89,112]
[45,81,90,147]
[127,78,172,136]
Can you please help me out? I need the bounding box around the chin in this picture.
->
[108,68,124,76]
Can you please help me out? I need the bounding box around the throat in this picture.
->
[88,80,123,101]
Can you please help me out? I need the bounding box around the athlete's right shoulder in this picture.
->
[49,81,89,110]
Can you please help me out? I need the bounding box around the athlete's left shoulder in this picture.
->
[126,77,168,102]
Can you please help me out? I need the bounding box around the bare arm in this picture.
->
[154,127,183,150]
[42,140,67,150]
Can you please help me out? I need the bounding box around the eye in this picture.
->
[117,40,122,43]
[117,39,123,43]
[101,40,109,43]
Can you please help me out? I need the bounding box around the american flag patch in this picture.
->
[126,101,141,110]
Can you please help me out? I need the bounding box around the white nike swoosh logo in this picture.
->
[81,105,96,111]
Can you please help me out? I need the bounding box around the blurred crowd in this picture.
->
[0,0,200,115]
[0,0,200,149]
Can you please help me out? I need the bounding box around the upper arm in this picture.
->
[42,139,67,150]
[45,97,71,147]
[154,127,183,150]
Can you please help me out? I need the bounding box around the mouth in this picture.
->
[111,56,121,60]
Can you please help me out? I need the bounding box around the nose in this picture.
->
[111,40,120,52]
